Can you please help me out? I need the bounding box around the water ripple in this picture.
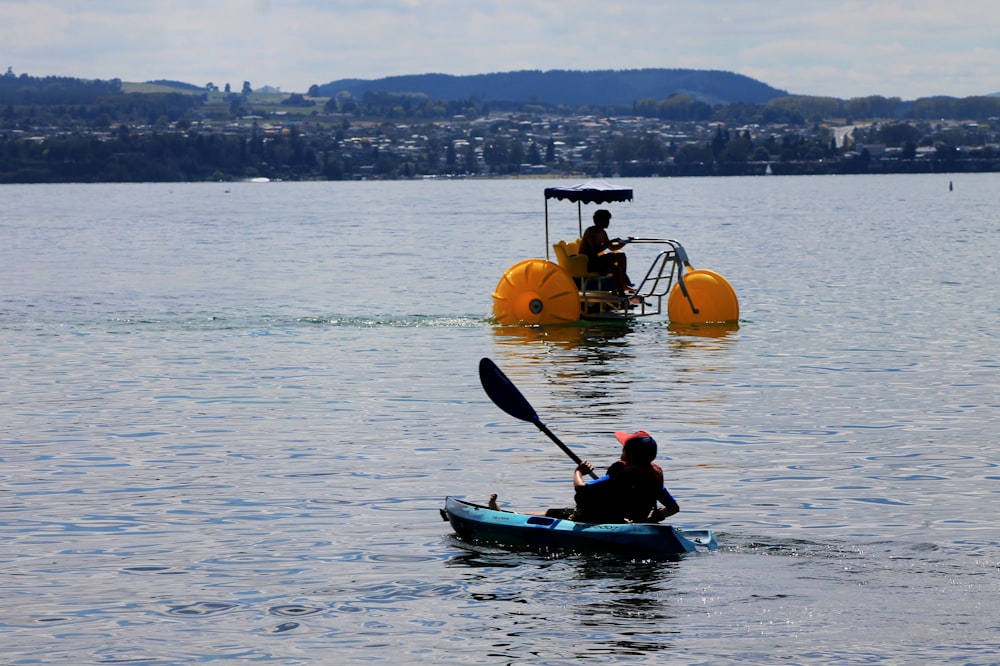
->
[2,176,998,663]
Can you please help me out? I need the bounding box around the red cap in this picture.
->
[615,430,652,445]
[614,430,657,463]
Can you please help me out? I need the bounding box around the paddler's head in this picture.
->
[615,430,657,464]
[593,209,612,229]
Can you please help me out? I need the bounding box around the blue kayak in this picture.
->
[441,496,718,556]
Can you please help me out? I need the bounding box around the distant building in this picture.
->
[857,144,887,158]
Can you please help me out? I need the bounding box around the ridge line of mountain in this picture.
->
[313,68,790,107]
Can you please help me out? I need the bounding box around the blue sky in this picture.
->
[4,0,998,100]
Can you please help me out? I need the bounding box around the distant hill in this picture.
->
[145,79,205,92]
[314,68,788,107]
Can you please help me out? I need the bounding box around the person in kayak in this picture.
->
[578,208,634,299]
[487,430,680,523]
[565,430,679,523]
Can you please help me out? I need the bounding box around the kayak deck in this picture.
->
[441,496,718,556]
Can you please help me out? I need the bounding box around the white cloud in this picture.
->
[2,0,998,98]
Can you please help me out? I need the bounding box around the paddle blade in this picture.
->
[478,357,540,425]
[478,357,596,478]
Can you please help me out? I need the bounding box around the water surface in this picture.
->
[2,175,998,663]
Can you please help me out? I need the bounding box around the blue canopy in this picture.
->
[542,181,633,258]
[543,180,633,204]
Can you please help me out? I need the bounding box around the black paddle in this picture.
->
[478,357,598,479]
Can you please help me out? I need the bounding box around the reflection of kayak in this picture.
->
[440,497,718,556]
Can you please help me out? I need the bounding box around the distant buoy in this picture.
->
[667,269,739,325]
[492,259,581,325]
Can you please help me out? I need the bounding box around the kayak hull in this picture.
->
[441,496,717,555]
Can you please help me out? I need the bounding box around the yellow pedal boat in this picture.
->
[491,180,739,326]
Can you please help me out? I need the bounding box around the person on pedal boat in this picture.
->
[578,208,635,299]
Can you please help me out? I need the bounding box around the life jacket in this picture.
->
[574,461,665,524]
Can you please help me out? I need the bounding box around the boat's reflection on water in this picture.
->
[444,539,683,634]
[486,321,740,421]
[490,320,739,351]
[488,320,740,369]
[443,537,686,568]
[490,322,630,351]
[488,324,634,417]
[666,321,740,339]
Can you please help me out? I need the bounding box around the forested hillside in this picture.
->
[3,68,1000,183]
[313,68,789,107]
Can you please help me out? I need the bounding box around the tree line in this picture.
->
[4,117,994,183]
[2,71,999,183]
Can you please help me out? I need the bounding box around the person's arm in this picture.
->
[573,460,595,488]
[648,487,680,522]
[581,228,616,257]
[578,229,596,258]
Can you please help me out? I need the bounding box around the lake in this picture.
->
[1,174,998,664]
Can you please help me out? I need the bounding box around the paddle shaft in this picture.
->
[533,419,598,479]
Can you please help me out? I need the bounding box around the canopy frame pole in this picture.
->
[544,197,550,261]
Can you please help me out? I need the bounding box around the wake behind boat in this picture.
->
[441,496,717,556]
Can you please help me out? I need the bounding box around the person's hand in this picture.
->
[649,504,679,522]
[576,460,594,476]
